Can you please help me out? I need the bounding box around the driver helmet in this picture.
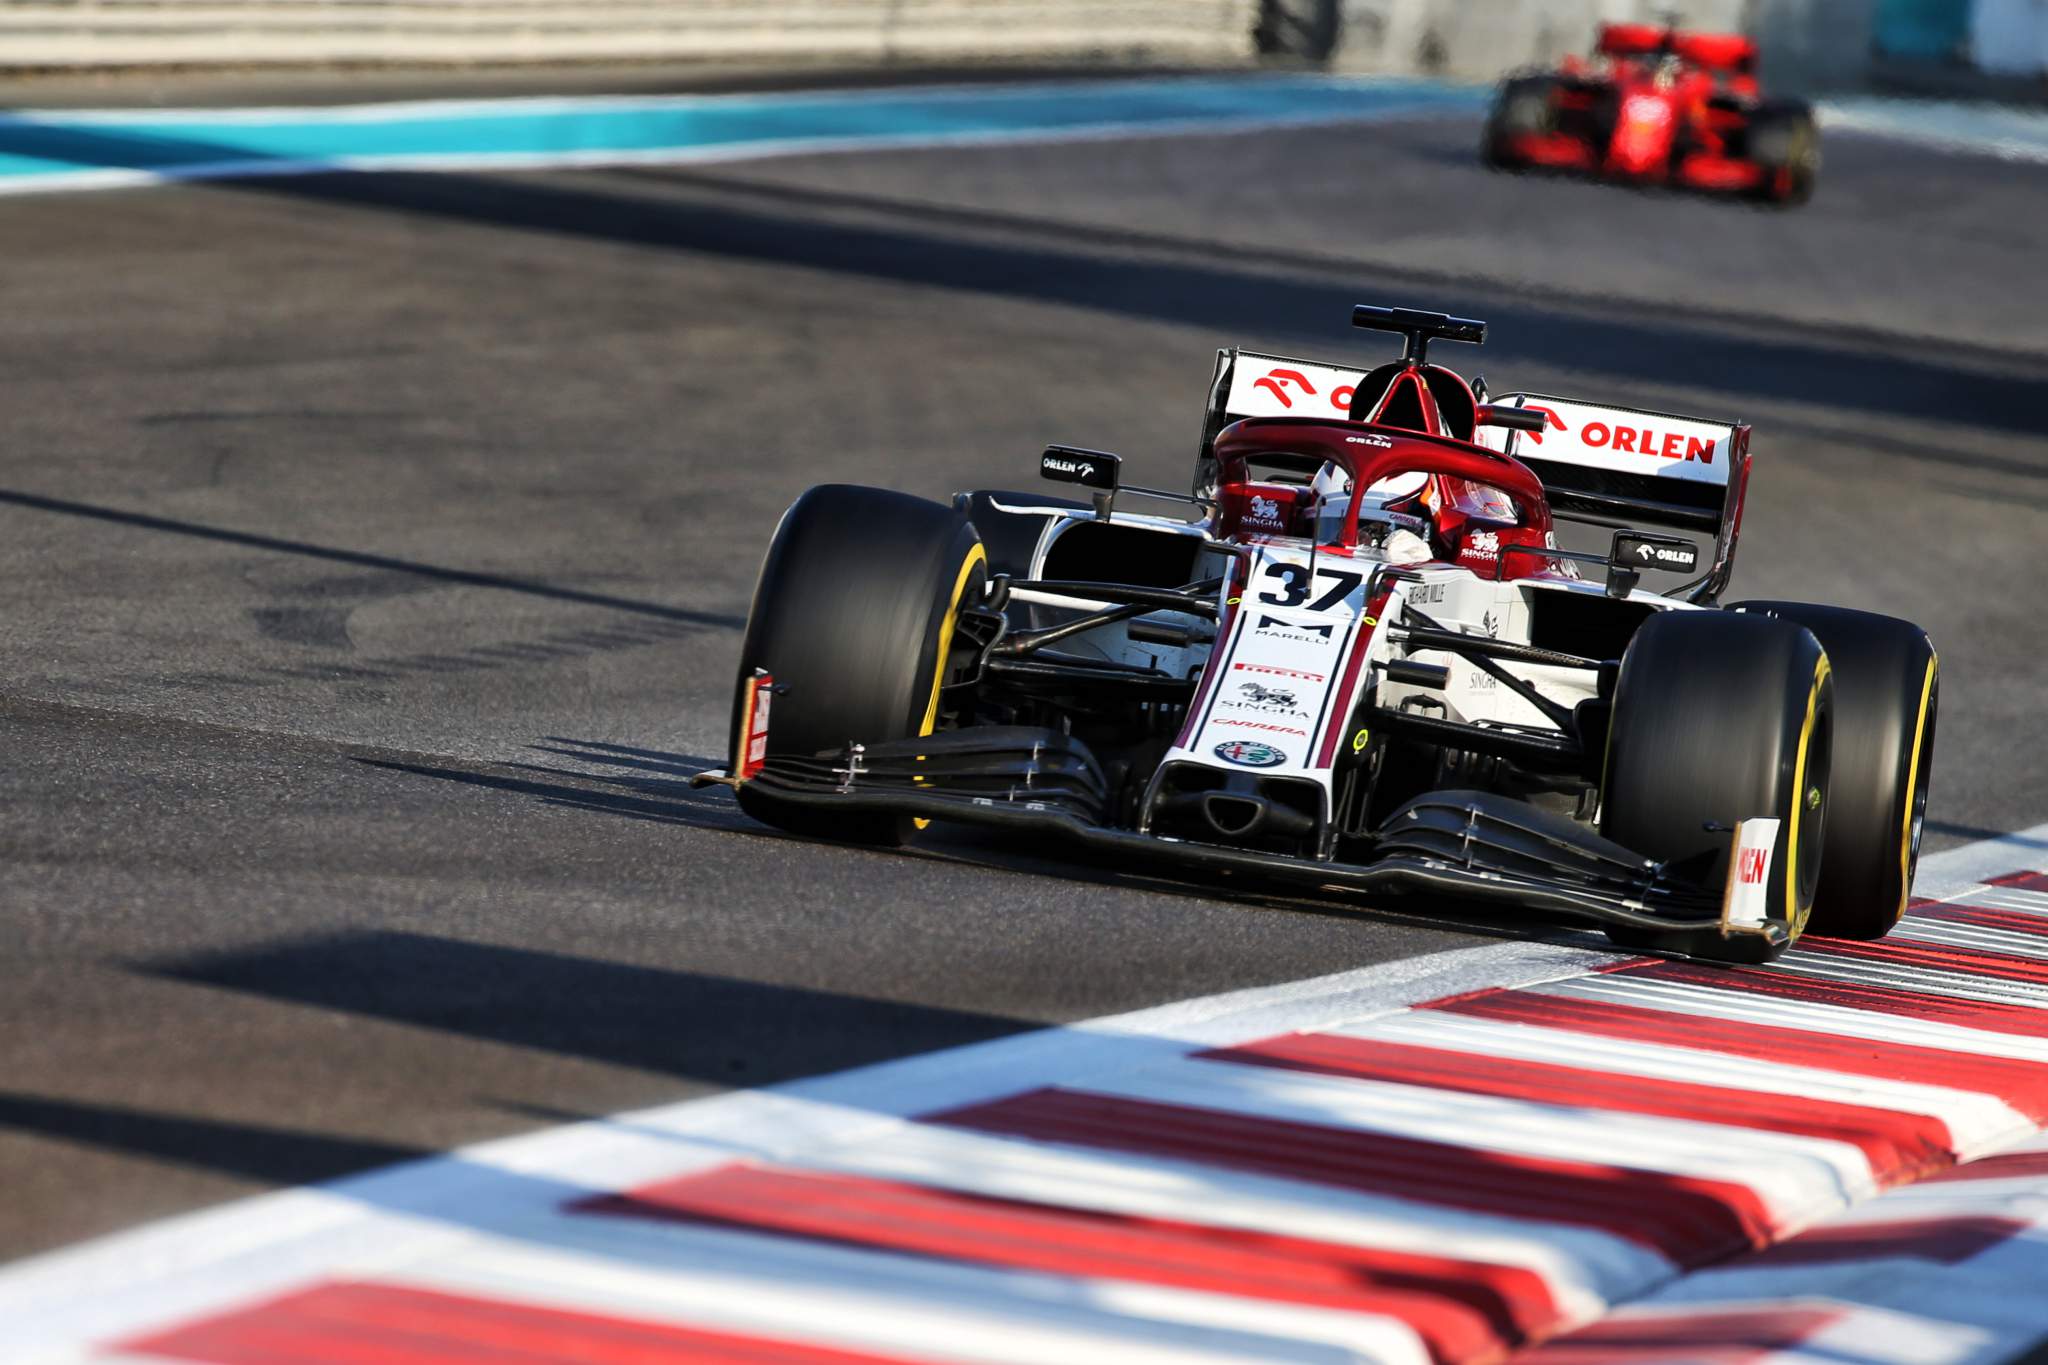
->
[1311,464,1433,564]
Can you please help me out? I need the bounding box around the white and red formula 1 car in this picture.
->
[698,306,1938,962]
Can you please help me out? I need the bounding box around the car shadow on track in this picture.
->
[0,488,741,633]
[359,737,1599,954]
[0,1093,434,1193]
[140,928,1032,1090]
[356,746,756,834]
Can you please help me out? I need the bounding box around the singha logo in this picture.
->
[1246,495,1283,527]
[1238,682,1299,709]
[1222,680,1311,720]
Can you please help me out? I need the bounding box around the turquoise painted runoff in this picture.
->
[0,75,1480,185]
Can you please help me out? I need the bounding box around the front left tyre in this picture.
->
[731,483,986,846]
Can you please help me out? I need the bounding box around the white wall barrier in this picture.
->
[0,1,1269,70]
[4,0,2020,89]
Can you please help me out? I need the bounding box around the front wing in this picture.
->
[696,728,1793,965]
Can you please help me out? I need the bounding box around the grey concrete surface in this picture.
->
[0,107,2043,1259]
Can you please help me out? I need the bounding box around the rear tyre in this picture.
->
[1600,611,1834,950]
[1483,75,1560,169]
[1734,602,1938,939]
[1748,100,1819,205]
[731,484,987,846]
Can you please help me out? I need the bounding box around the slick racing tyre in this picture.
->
[1735,602,1938,939]
[1600,610,1833,950]
[731,484,987,846]
[1483,75,1559,169]
[1748,100,1819,206]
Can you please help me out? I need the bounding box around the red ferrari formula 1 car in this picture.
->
[1483,22,1819,204]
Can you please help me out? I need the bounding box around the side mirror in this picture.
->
[1041,445,1121,489]
[1042,445,1122,520]
[1607,530,1700,599]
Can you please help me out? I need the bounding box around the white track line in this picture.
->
[1332,1010,2031,1134]
[1065,1058,1879,1215]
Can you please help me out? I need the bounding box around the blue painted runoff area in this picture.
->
[0,74,1483,190]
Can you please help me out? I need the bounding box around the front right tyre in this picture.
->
[1748,100,1820,206]
[1600,610,1834,950]
[1734,602,1938,939]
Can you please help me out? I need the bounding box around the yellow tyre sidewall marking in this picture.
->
[912,542,988,831]
[1893,653,1939,922]
[1783,653,1830,940]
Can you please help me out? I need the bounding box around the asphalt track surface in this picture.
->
[2,85,2045,1262]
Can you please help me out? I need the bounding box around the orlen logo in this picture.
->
[1523,404,1714,464]
[1583,421,1715,464]
[1252,368,1357,416]
[1738,844,1770,885]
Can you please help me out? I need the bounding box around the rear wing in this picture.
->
[1472,392,1752,602]
[1196,350,1753,601]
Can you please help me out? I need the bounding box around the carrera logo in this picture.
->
[1215,721,1308,736]
[1234,662,1327,682]
[1739,844,1769,885]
